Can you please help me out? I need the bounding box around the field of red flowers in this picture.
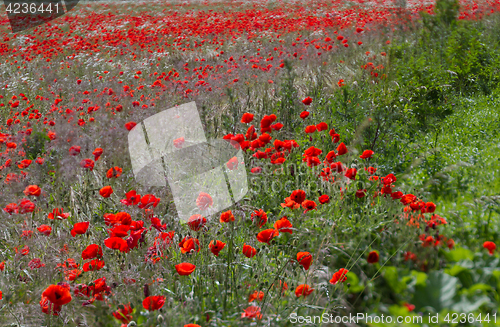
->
[1,0,500,326]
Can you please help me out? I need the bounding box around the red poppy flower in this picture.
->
[345,168,357,180]
[18,159,32,169]
[360,149,374,159]
[143,295,165,311]
[302,200,317,213]
[83,259,105,272]
[391,191,403,200]
[187,214,207,231]
[302,97,312,105]
[290,189,306,204]
[92,148,104,161]
[184,325,202,327]
[80,159,95,170]
[112,303,133,324]
[24,185,41,196]
[303,146,322,157]
[297,252,313,270]
[381,184,393,195]
[209,240,226,256]
[175,262,196,276]
[367,251,379,263]
[337,142,348,155]
[400,194,417,205]
[169,136,184,149]
[108,224,131,238]
[4,203,17,215]
[37,225,52,236]
[226,156,239,170]
[404,303,416,312]
[220,210,235,223]
[274,217,293,234]
[242,243,257,258]
[383,173,397,185]
[300,111,310,119]
[241,305,262,319]
[0,262,5,271]
[316,122,328,131]
[40,296,62,316]
[120,190,141,205]
[138,194,160,209]
[104,237,129,252]
[18,199,35,214]
[259,133,272,145]
[104,212,132,226]
[68,146,81,156]
[82,244,103,260]
[318,195,330,204]
[277,280,288,293]
[256,229,278,244]
[251,209,268,228]
[295,284,314,298]
[245,125,257,141]
[483,241,496,255]
[42,285,72,306]
[179,236,201,254]
[331,133,340,143]
[330,268,349,285]
[18,245,29,256]
[404,251,417,261]
[281,197,301,209]
[248,291,264,302]
[125,122,137,131]
[271,122,283,131]
[71,222,89,237]
[106,166,123,178]
[260,115,273,129]
[423,202,436,213]
[99,186,113,198]
[305,125,317,133]
[241,113,254,123]
[355,189,367,198]
[48,208,70,220]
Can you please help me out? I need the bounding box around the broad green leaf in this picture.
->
[443,247,474,262]
[382,266,407,294]
[412,271,458,312]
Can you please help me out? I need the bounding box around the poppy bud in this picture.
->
[144,284,150,298]
[157,315,164,323]
[127,322,137,327]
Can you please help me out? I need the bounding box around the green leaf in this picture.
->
[443,247,474,262]
[382,266,407,294]
[451,294,490,312]
[412,271,458,312]
[411,270,428,287]
[445,264,469,276]
[346,272,364,293]
[467,283,492,293]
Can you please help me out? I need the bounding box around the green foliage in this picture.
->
[23,130,50,160]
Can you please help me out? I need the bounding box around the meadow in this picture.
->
[0,0,500,326]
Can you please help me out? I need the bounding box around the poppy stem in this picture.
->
[6,304,22,326]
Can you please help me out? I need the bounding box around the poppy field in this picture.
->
[1,0,500,326]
